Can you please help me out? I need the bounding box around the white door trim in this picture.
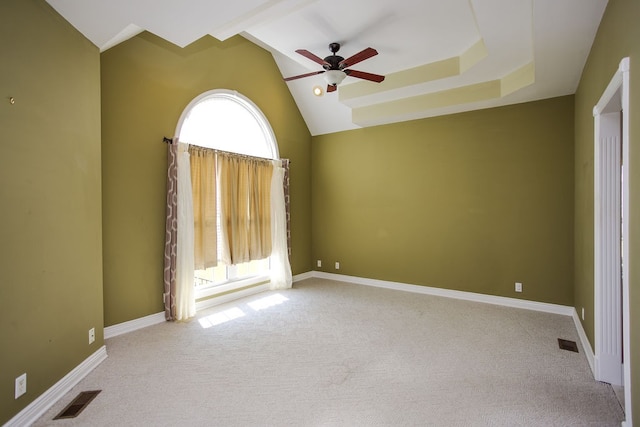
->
[593,57,631,426]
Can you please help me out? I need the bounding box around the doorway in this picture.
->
[593,57,631,426]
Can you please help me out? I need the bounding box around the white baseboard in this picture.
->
[293,271,314,282]
[571,309,595,376]
[312,271,575,316]
[104,312,166,339]
[4,346,107,427]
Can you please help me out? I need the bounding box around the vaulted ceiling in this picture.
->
[46,0,608,135]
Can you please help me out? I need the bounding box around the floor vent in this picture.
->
[558,338,579,353]
[53,390,101,420]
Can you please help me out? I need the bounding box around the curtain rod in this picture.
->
[162,136,290,164]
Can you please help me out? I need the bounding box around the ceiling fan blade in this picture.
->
[344,69,385,83]
[295,49,329,66]
[283,70,325,82]
[327,84,337,93]
[339,47,378,68]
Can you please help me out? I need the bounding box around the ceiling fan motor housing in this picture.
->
[323,55,344,70]
[323,42,344,70]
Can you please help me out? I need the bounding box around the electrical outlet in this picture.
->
[15,373,26,399]
[515,282,523,293]
[317,260,322,268]
[335,262,340,270]
[89,327,95,344]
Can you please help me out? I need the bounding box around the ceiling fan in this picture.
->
[284,42,385,93]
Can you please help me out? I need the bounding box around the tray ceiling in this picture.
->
[46,0,608,135]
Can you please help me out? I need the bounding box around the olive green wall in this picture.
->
[101,33,312,326]
[574,0,639,418]
[312,96,574,305]
[0,0,103,424]
[3,0,635,422]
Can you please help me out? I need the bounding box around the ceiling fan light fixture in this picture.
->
[324,70,346,86]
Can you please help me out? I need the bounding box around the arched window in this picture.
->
[177,89,278,159]
[177,89,279,297]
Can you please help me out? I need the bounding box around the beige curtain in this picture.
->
[218,153,274,265]
[189,146,217,270]
[250,158,274,260]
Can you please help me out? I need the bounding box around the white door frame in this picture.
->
[593,57,631,426]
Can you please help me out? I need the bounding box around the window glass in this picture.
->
[180,96,274,158]
[177,90,277,291]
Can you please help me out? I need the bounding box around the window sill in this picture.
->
[195,274,270,301]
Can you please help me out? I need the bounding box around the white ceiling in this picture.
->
[46,0,608,136]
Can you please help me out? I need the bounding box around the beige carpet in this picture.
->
[34,278,624,426]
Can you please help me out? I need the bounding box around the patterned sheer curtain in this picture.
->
[270,160,292,289]
[163,141,178,320]
[163,140,196,321]
[282,159,291,259]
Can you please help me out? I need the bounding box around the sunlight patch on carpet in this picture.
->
[199,307,246,328]
[248,293,289,311]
